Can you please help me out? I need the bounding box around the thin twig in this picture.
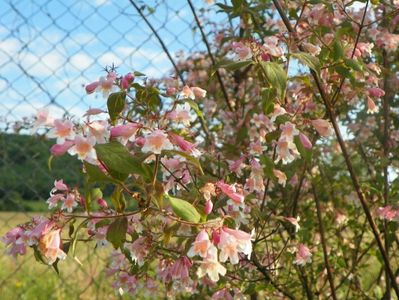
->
[271,0,399,297]
[128,0,212,141]
[312,183,337,300]
[128,0,185,84]
[187,0,233,112]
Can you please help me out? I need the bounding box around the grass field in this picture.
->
[0,212,127,300]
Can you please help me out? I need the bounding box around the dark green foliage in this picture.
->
[0,133,82,211]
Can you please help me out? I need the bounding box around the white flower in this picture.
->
[141,130,173,154]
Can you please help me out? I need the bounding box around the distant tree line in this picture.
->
[0,133,82,211]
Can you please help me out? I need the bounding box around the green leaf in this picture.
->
[335,65,354,81]
[47,155,53,171]
[260,61,287,100]
[111,186,126,213]
[344,58,363,72]
[331,40,344,61]
[107,91,126,125]
[165,194,201,223]
[260,154,274,178]
[90,188,103,202]
[185,99,206,125]
[32,245,46,264]
[85,187,103,212]
[261,87,275,115]
[292,52,321,74]
[95,141,152,181]
[133,71,146,77]
[106,217,128,249]
[84,162,117,183]
[216,59,253,72]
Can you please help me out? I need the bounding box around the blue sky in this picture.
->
[0,0,218,124]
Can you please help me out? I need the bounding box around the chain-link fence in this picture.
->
[0,0,221,298]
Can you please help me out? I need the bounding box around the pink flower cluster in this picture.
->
[2,217,66,264]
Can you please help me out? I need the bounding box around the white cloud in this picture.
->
[0,39,21,65]
[70,53,94,70]
[94,0,112,6]
[98,52,122,67]
[18,51,65,77]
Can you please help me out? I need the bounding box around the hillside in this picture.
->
[0,133,82,211]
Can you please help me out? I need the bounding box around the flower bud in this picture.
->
[299,132,312,149]
[50,140,74,156]
[166,87,176,96]
[204,200,213,215]
[97,198,108,209]
[85,81,99,94]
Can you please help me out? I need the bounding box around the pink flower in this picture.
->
[273,169,287,187]
[368,87,385,98]
[356,43,374,57]
[87,120,110,144]
[142,130,173,154]
[280,122,299,141]
[32,108,53,130]
[61,193,78,213]
[187,230,214,258]
[48,119,75,144]
[47,194,64,209]
[2,227,27,258]
[29,218,51,243]
[83,108,104,117]
[196,246,226,282]
[249,140,266,155]
[167,103,191,126]
[168,256,192,281]
[191,86,207,98]
[38,228,67,265]
[263,36,284,57]
[110,123,140,144]
[303,42,321,56]
[245,159,265,193]
[179,85,195,100]
[121,72,134,89]
[285,216,301,232]
[200,183,216,201]
[169,133,200,157]
[366,97,379,114]
[53,179,68,191]
[218,230,240,264]
[228,156,246,177]
[166,87,176,96]
[205,200,213,215]
[294,244,312,266]
[85,81,100,94]
[68,135,97,163]
[231,41,252,60]
[115,272,137,294]
[311,119,333,137]
[222,227,253,258]
[376,206,398,221]
[299,132,312,149]
[275,137,300,164]
[212,288,234,300]
[50,140,74,156]
[216,181,244,204]
[98,76,116,98]
[127,236,150,266]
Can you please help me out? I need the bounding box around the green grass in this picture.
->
[0,212,124,300]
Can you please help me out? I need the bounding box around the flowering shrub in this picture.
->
[3,1,399,298]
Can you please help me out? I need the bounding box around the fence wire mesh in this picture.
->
[0,0,221,298]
